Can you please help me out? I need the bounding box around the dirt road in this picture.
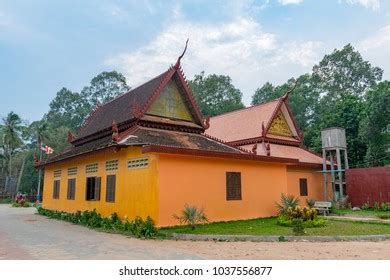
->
[0,205,389,259]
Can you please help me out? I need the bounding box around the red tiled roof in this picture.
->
[206,100,280,142]
[240,143,323,165]
[75,65,205,141]
[76,71,169,140]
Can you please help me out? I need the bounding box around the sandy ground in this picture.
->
[0,205,389,260]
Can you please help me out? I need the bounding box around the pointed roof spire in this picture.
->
[174,38,189,69]
[281,78,299,100]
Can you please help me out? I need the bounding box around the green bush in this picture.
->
[173,204,208,230]
[277,215,326,228]
[37,207,158,238]
[361,202,370,210]
[285,206,317,221]
[292,218,305,235]
[276,193,299,215]
[0,197,13,204]
[306,199,315,208]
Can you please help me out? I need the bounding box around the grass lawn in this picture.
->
[161,217,390,236]
[331,208,390,219]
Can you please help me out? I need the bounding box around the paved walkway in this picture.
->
[327,215,390,223]
[1,205,389,260]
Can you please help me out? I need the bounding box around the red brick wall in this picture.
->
[346,167,390,207]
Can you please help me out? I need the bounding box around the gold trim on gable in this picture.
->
[268,111,293,137]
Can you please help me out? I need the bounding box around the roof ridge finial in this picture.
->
[282,78,299,100]
[174,38,189,69]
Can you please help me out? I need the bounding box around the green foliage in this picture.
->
[312,44,383,99]
[286,206,317,221]
[361,202,370,210]
[292,218,305,235]
[275,193,299,215]
[81,71,130,105]
[0,197,13,204]
[173,204,209,230]
[359,81,390,166]
[306,199,315,208]
[45,88,91,131]
[37,208,157,239]
[189,71,244,116]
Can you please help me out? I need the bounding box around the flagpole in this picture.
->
[36,144,43,202]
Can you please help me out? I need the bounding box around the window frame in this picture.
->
[67,178,76,200]
[105,175,116,203]
[85,176,101,201]
[226,172,242,201]
[299,178,308,196]
[53,180,60,199]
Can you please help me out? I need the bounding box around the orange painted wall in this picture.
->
[42,147,159,221]
[286,166,333,205]
[157,153,289,227]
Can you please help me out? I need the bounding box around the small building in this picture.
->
[38,55,330,227]
[206,92,332,204]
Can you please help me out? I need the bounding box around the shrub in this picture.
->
[361,202,370,210]
[306,199,315,208]
[36,208,157,238]
[292,218,305,235]
[173,204,208,230]
[333,196,350,209]
[276,193,299,215]
[277,215,326,228]
[286,206,317,221]
[380,203,390,211]
[374,202,380,211]
[12,193,32,207]
[0,197,13,204]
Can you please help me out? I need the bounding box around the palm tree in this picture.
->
[1,112,24,179]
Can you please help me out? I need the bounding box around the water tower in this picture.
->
[321,127,349,201]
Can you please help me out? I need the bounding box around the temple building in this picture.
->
[38,52,330,227]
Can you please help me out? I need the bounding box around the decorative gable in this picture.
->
[268,110,293,137]
[146,80,194,122]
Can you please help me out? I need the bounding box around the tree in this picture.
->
[189,71,244,116]
[251,82,278,105]
[1,112,24,178]
[359,81,390,166]
[81,71,130,105]
[312,44,383,99]
[45,88,91,131]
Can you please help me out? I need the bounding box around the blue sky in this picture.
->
[1,0,390,122]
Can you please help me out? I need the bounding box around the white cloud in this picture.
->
[278,0,304,5]
[357,25,390,79]
[105,18,322,105]
[339,0,380,10]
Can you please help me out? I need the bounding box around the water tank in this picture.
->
[321,127,347,149]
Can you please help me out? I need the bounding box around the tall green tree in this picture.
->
[359,81,390,166]
[45,88,91,131]
[312,44,383,99]
[311,44,383,166]
[190,71,244,116]
[251,82,278,105]
[81,71,130,105]
[1,112,24,178]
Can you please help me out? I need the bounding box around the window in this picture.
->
[299,178,308,196]
[226,172,242,200]
[68,167,77,176]
[67,178,76,200]
[86,163,98,174]
[85,177,101,201]
[53,180,60,199]
[106,175,116,203]
[53,170,62,178]
[105,160,118,172]
[127,158,149,169]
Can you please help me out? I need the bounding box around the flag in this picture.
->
[41,145,54,154]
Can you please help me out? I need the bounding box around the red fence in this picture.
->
[346,167,390,207]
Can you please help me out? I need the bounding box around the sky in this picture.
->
[1,0,390,123]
